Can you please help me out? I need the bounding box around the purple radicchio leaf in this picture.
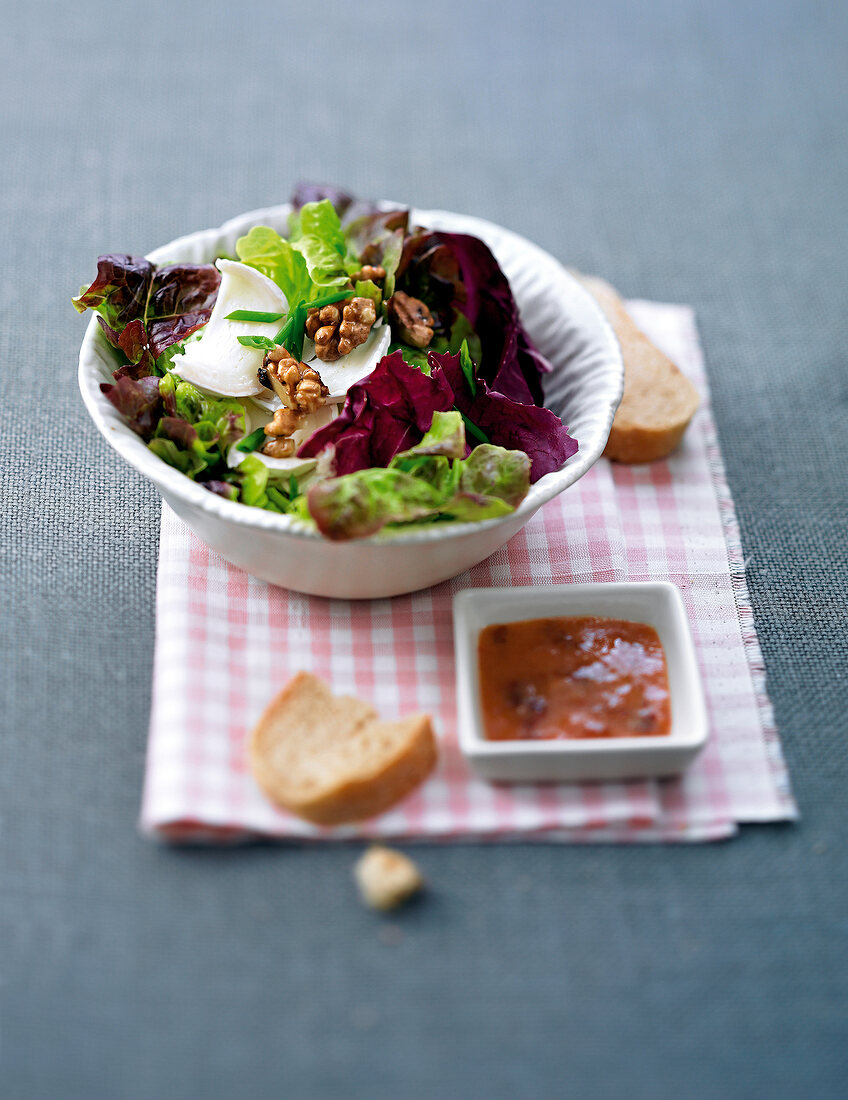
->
[297,351,455,474]
[428,351,578,483]
[396,231,552,406]
[100,375,162,440]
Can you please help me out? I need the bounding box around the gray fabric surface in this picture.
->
[2,0,846,1096]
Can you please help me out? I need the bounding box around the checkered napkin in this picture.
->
[141,302,797,842]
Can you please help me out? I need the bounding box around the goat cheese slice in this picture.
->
[305,321,391,401]
[176,259,288,397]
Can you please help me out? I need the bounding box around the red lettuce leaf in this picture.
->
[159,416,200,449]
[74,254,154,332]
[100,375,162,440]
[203,480,239,502]
[75,255,220,364]
[115,318,149,363]
[104,317,156,379]
[396,231,551,406]
[147,309,213,359]
[290,183,409,242]
[146,264,221,357]
[291,182,355,217]
[428,351,578,483]
[297,351,454,474]
[345,209,409,257]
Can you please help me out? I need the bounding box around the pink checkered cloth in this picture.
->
[141,302,797,843]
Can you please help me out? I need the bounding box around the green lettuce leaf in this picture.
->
[388,341,432,372]
[308,468,447,539]
[236,453,271,508]
[288,200,358,287]
[392,409,466,461]
[306,413,531,539]
[353,278,382,308]
[389,455,458,496]
[457,444,530,508]
[143,375,246,483]
[148,437,210,478]
[227,453,305,513]
[174,379,205,422]
[235,226,316,305]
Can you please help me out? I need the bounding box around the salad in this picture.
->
[73,184,577,540]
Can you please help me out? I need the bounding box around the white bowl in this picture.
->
[78,204,623,599]
[452,582,708,782]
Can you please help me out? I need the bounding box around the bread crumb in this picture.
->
[354,845,424,910]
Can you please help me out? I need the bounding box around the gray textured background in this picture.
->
[2,1,847,1097]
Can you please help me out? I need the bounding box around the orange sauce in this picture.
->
[477,617,672,740]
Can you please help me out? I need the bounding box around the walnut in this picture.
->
[305,296,377,361]
[261,436,296,459]
[260,407,300,458]
[349,264,386,285]
[264,407,300,437]
[387,291,434,348]
[261,346,328,412]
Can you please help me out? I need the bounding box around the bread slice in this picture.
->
[249,672,438,825]
[575,272,700,463]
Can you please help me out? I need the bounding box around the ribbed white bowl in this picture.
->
[78,204,623,598]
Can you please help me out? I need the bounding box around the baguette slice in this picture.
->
[249,672,438,825]
[575,273,700,463]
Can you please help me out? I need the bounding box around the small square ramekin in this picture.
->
[452,582,708,782]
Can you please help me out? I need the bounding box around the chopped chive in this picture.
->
[266,486,291,511]
[459,338,477,397]
[458,408,489,445]
[236,427,268,453]
[237,335,276,350]
[225,309,285,323]
[285,300,309,361]
[274,316,294,345]
[269,290,353,356]
[305,289,353,311]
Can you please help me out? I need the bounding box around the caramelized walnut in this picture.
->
[387,291,434,348]
[349,264,387,285]
[261,346,328,412]
[264,407,300,437]
[261,436,296,459]
[260,407,300,458]
[305,296,377,361]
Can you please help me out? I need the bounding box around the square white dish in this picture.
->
[452,582,708,782]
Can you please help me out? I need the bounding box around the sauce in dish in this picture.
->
[477,617,671,741]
